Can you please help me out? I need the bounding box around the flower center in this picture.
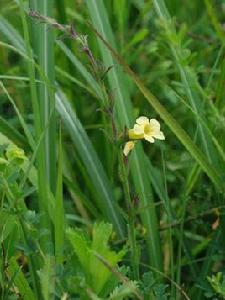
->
[144,124,152,135]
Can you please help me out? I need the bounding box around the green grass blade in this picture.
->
[32,0,56,193]
[147,159,168,204]
[0,16,25,52]
[0,116,29,149]
[56,66,97,98]
[57,40,102,98]
[55,0,67,24]
[0,81,35,150]
[204,0,225,43]
[55,126,65,265]
[86,0,163,271]
[56,90,125,238]
[113,0,130,48]
[19,0,53,254]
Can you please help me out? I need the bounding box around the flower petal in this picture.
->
[136,116,149,125]
[134,124,144,134]
[123,141,135,156]
[153,131,165,140]
[128,129,144,140]
[144,134,155,143]
[150,119,160,130]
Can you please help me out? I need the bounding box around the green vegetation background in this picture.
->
[0,0,225,299]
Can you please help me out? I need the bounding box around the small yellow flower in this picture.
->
[123,116,165,156]
[123,141,135,157]
[129,116,165,143]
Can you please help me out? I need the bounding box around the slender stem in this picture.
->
[161,149,174,295]
[119,153,139,279]
[176,195,189,300]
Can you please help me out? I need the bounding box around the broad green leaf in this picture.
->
[67,222,125,295]
[90,223,125,293]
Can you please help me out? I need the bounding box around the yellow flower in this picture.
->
[123,116,165,156]
[129,116,165,143]
[123,141,135,156]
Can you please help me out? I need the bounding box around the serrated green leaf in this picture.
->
[109,281,138,300]
[67,222,126,295]
[7,257,35,300]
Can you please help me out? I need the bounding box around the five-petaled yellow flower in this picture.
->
[123,116,165,156]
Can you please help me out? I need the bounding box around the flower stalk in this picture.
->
[119,152,139,279]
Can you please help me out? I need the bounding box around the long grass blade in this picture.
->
[31,0,56,192]
[54,126,65,265]
[86,0,163,271]
[19,0,52,254]
[56,90,125,238]
[0,81,35,150]
[0,16,25,52]
[0,116,29,149]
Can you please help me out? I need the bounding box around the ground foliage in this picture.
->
[0,0,225,299]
